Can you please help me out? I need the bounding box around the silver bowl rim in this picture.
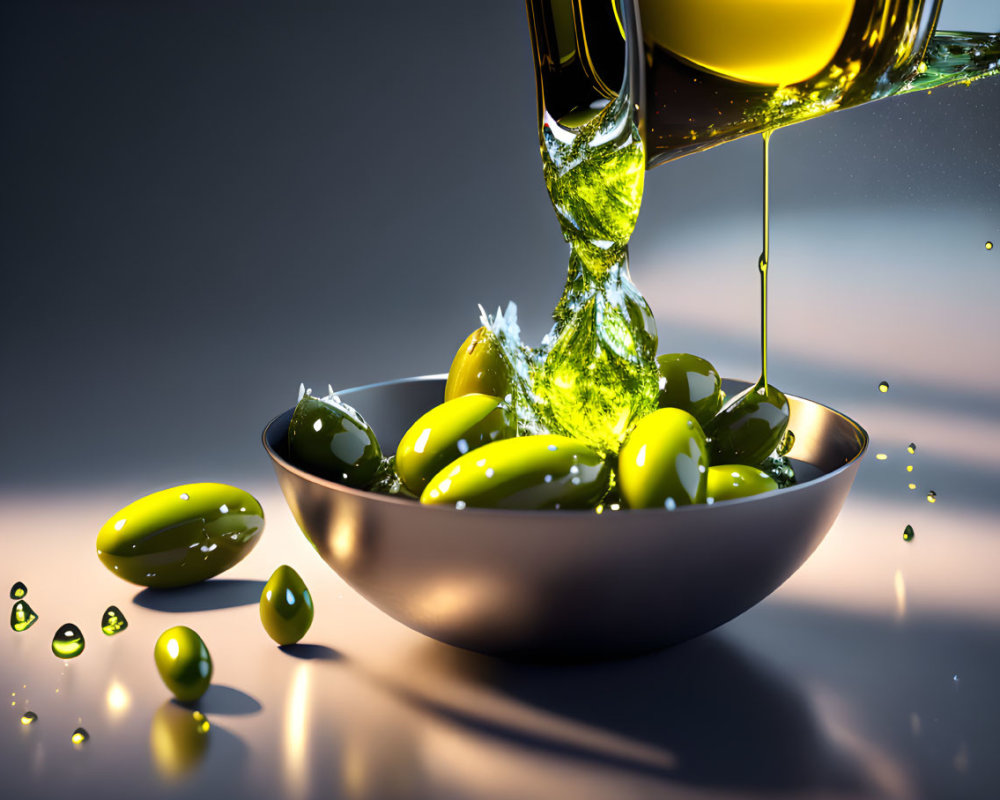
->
[262,373,869,516]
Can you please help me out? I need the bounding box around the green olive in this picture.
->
[617,408,708,508]
[259,565,314,646]
[288,390,382,487]
[396,393,516,494]
[656,353,723,426]
[707,464,779,503]
[154,626,212,703]
[444,326,512,401]
[421,435,610,510]
[703,383,789,466]
[96,483,264,588]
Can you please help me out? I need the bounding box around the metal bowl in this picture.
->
[263,376,867,659]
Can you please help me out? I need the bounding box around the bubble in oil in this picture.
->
[71,727,89,746]
[777,429,795,456]
[52,624,85,659]
[9,581,27,600]
[10,600,38,632]
[903,524,915,542]
[101,605,128,636]
[907,443,916,454]
[926,490,937,503]
[20,711,38,726]
[878,381,889,393]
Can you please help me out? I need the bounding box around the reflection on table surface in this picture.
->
[3,454,999,800]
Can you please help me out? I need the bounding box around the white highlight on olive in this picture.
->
[286,588,296,606]
[457,438,469,454]
[635,444,647,468]
[167,638,180,659]
[313,419,323,432]
[413,428,432,454]
[114,519,126,531]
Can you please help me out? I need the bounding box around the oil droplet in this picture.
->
[101,605,128,636]
[193,710,210,734]
[927,490,937,503]
[52,624,85,659]
[10,600,38,632]
[903,524,915,542]
[20,711,38,726]
[71,727,89,746]
[906,465,914,472]
[9,581,27,600]
[876,453,888,461]
[908,483,916,490]
[907,443,916,454]
[777,429,795,456]
[987,241,994,250]
[878,381,889,393]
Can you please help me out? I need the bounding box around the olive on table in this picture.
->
[96,483,264,588]
[617,408,709,509]
[260,565,314,646]
[421,435,610,510]
[656,353,724,426]
[444,326,512,402]
[154,626,212,702]
[288,388,382,487]
[703,383,789,467]
[396,393,516,494]
[707,464,779,503]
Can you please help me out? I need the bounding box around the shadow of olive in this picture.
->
[134,579,266,612]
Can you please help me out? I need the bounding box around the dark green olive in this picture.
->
[444,326,512,401]
[617,408,708,508]
[421,435,610,510]
[656,353,723,426]
[96,483,264,588]
[288,389,382,487]
[707,464,779,503]
[703,382,789,466]
[154,626,212,702]
[396,393,516,494]
[259,565,314,645]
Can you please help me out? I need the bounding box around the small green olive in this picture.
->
[260,565,314,646]
[421,435,610,510]
[707,464,779,503]
[96,483,264,588]
[656,353,723,426]
[703,383,789,467]
[288,389,382,487]
[444,327,512,401]
[396,393,516,494]
[154,626,212,703]
[617,408,708,509]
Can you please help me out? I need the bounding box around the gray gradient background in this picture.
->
[1,0,998,491]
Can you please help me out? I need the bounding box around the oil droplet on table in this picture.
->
[987,241,994,250]
[101,606,128,636]
[907,443,916,454]
[52,624,85,659]
[10,600,38,632]
[20,711,38,726]
[878,381,889,393]
[9,582,27,600]
[908,483,916,490]
[876,453,888,461]
[71,727,89,746]
[903,524,915,542]
[927,490,937,503]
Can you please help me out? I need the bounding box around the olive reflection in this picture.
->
[150,700,211,781]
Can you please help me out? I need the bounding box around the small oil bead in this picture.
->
[101,606,128,636]
[71,727,89,746]
[52,624,86,659]
[878,381,889,393]
[10,600,38,632]
[903,524,915,542]
[9,581,27,600]
[20,711,38,725]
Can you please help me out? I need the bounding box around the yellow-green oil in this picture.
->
[10,600,38,632]
[52,624,85,659]
[101,605,128,636]
[9,581,27,600]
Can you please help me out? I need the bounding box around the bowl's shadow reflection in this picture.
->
[389,626,866,794]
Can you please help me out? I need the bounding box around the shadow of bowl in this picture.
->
[263,376,866,660]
